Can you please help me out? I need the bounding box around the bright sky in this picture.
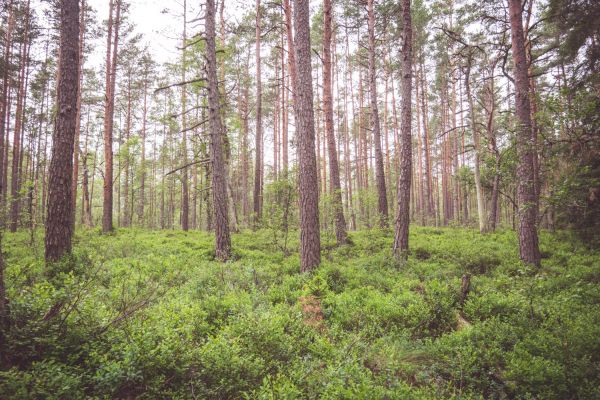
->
[85,0,257,66]
[87,0,182,65]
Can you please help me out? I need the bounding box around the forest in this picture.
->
[0,0,599,398]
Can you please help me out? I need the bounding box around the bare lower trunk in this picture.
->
[323,0,347,245]
[102,0,121,233]
[508,0,540,266]
[71,0,85,231]
[253,0,263,226]
[293,0,321,272]
[10,3,30,232]
[393,0,413,256]
[367,0,388,227]
[181,0,189,231]
[206,0,231,260]
[45,0,80,262]
[465,62,487,233]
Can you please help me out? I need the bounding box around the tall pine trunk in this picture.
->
[45,0,80,262]
[393,0,412,256]
[180,0,189,231]
[508,0,540,266]
[367,0,388,227]
[253,0,263,226]
[102,0,120,233]
[323,0,347,245]
[293,0,321,272]
[464,60,487,233]
[206,0,231,260]
[71,0,85,231]
[10,1,30,232]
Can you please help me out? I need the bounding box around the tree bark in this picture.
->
[323,0,347,245]
[253,0,263,226]
[138,63,149,226]
[508,0,540,266]
[293,0,321,272]
[45,0,80,262]
[464,59,487,233]
[0,1,15,211]
[180,0,189,231]
[485,58,501,231]
[419,60,434,220]
[10,0,30,232]
[393,0,413,256]
[102,0,121,233]
[206,0,231,260]
[367,0,388,227]
[71,0,85,231]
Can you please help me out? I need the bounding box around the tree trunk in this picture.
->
[323,0,347,245]
[0,1,15,211]
[102,0,121,233]
[464,60,487,233]
[393,0,412,256]
[420,60,434,220]
[180,0,189,231]
[367,0,388,227]
[138,69,148,226]
[485,58,501,231]
[293,0,321,272]
[508,0,540,266]
[45,0,80,262]
[253,0,263,226]
[240,54,250,224]
[122,69,132,227]
[10,1,30,232]
[71,0,85,231]
[206,0,231,260]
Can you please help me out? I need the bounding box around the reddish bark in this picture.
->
[323,0,347,245]
[508,0,541,266]
[367,0,388,227]
[293,0,321,272]
[206,0,231,260]
[45,0,80,262]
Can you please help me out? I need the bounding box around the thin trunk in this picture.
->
[323,0,347,245]
[0,1,15,210]
[82,109,92,227]
[138,73,148,226]
[281,26,288,177]
[71,0,85,230]
[486,59,500,231]
[181,0,189,231]
[367,0,388,227]
[414,63,424,222]
[253,0,263,226]
[393,0,412,255]
[241,55,250,223]
[464,59,487,233]
[420,60,433,219]
[102,0,121,233]
[122,69,132,227]
[10,1,30,231]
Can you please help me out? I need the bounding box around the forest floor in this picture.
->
[1,226,599,399]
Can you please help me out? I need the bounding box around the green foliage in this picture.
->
[0,227,599,399]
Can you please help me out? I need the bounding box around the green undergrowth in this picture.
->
[1,226,598,399]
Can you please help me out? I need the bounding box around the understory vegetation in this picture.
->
[1,227,598,399]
